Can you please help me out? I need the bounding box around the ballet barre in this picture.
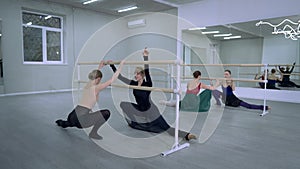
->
[75,81,178,93]
[181,76,267,83]
[77,60,179,65]
[182,63,300,67]
[111,84,177,93]
[268,64,300,67]
[181,63,265,67]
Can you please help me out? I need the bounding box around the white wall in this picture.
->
[0,0,118,94]
[0,0,178,94]
[262,36,300,79]
[262,36,299,64]
[220,38,264,87]
[182,31,220,77]
[220,38,263,64]
[75,11,179,92]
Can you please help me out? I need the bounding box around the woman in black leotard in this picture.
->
[108,48,196,141]
[277,62,300,88]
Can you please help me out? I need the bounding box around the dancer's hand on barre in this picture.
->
[215,78,220,85]
[98,60,105,69]
[210,79,220,89]
[111,60,125,82]
[225,78,234,86]
[106,60,114,65]
[119,59,125,67]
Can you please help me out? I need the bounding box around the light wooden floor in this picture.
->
[1,90,300,169]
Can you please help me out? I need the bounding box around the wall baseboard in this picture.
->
[234,87,300,104]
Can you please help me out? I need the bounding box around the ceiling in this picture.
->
[41,0,203,16]
[31,0,300,41]
[185,15,300,41]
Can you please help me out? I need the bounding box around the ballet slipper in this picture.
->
[185,133,197,141]
[55,120,67,128]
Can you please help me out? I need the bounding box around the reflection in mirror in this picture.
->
[0,19,3,85]
[183,15,300,91]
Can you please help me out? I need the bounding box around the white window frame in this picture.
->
[22,10,64,65]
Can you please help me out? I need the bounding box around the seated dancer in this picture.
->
[277,62,300,88]
[267,68,282,90]
[255,69,269,89]
[160,70,218,112]
[108,48,196,141]
[212,69,271,112]
[255,69,281,90]
[56,60,125,140]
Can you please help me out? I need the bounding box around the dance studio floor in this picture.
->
[1,89,300,169]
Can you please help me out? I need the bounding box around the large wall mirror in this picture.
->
[0,19,3,85]
[182,15,300,90]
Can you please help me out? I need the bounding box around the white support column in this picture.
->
[77,65,81,102]
[169,64,174,101]
[161,58,190,156]
[237,66,240,87]
[260,64,269,116]
[161,33,190,156]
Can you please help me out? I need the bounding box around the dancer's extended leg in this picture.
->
[80,109,111,140]
[212,90,222,105]
[239,101,270,111]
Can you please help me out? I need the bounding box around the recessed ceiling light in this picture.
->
[118,6,138,13]
[224,35,241,40]
[188,27,206,30]
[45,15,52,20]
[213,33,232,37]
[201,31,220,34]
[83,0,98,5]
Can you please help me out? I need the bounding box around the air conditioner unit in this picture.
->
[127,19,146,28]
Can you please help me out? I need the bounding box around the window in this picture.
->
[22,11,63,64]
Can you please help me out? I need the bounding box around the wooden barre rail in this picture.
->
[181,64,265,67]
[240,72,300,76]
[268,64,300,67]
[181,76,266,83]
[182,64,300,67]
[77,60,177,65]
[78,61,300,67]
[75,81,176,93]
[111,84,175,93]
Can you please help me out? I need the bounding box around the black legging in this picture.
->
[278,81,300,88]
[57,105,110,134]
[120,101,189,139]
[120,101,161,124]
[259,82,280,90]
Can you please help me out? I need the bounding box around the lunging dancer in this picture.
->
[56,60,124,140]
